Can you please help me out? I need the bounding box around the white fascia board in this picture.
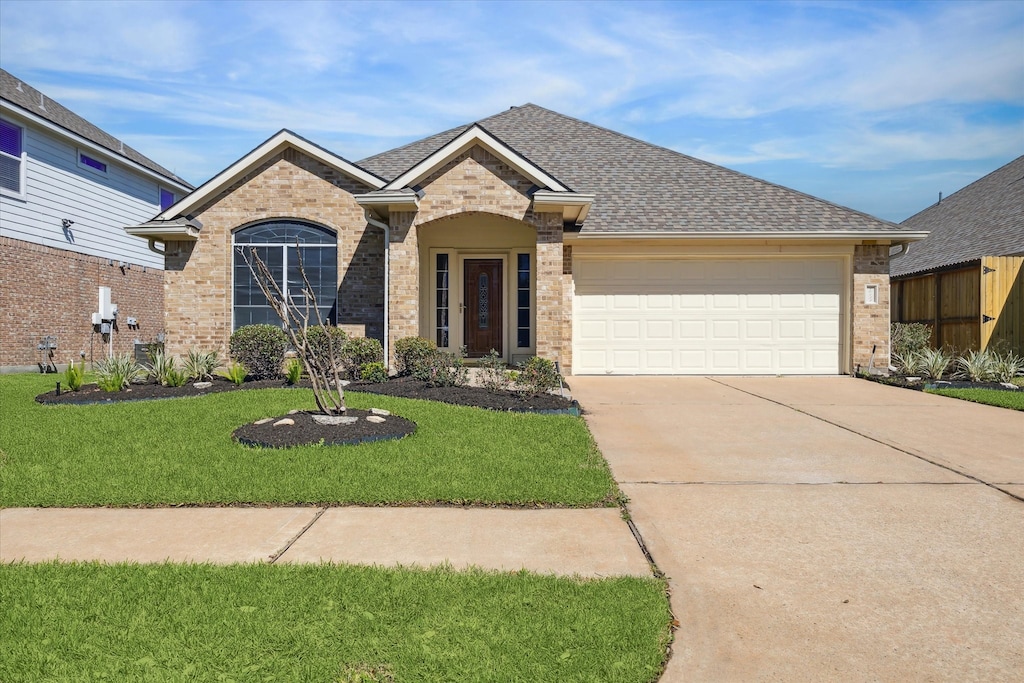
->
[384,125,569,192]
[158,130,384,219]
[564,230,931,242]
[124,223,200,241]
[532,190,595,225]
[354,191,419,210]
[1,101,192,192]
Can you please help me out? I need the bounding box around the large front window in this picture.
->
[233,221,338,329]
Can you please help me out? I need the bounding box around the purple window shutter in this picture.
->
[160,188,175,210]
[0,120,22,157]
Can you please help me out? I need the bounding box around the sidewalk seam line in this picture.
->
[268,507,326,564]
[709,378,1024,504]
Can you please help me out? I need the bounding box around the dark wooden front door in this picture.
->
[464,259,503,358]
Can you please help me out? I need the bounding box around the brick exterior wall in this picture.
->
[386,147,567,368]
[164,149,382,358]
[0,236,164,371]
[852,244,891,372]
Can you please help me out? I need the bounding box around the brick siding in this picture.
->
[852,244,891,372]
[0,236,164,371]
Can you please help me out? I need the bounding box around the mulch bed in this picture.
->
[36,377,306,405]
[233,409,416,449]
[351,376,578,413]
[862,375,1022,392]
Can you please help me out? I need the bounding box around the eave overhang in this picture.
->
[563,230,930,242]
[531,190,595,226]
[354,189,420,218]
[124,217,202,241]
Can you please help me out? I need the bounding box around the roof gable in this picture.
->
[892,155,1024,278]
[362,104,915,238]
[159,129,385,219]
[383,124,570,192]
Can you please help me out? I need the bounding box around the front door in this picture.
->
[464,259,503,358]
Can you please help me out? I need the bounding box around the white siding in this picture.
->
[0,119,170,270]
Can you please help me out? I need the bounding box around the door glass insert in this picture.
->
[478,273,489,329]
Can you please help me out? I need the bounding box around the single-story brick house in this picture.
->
[127,105,925,375]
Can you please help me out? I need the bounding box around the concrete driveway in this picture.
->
[571,376,1024,682]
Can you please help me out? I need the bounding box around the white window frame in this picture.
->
[76,148,109,176]
[0,117,27,200]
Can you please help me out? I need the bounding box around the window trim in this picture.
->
[76,149,109,176]
[0,117,27,200]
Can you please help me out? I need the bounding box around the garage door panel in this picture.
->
[573,258,842,375]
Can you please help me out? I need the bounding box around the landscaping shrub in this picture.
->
[478,349,511,392]
[917,347,953,379]
[394,336,437,376]
[891,322,931,359]
[955,349,996,382]
[516,357,561,396]
[992,350,1024,383]
[343,336,384,380]
[284,358,303,385]
[95,353,147,392]
[229,324,288,380]
[305,325,347,368]
[183,349,220,381]
[146,350,175,386]
[413,348,469,387]
[163,364,189,387]
[891,351,923,376]
[360,361,389,383]
[62,359,85,392]
[219,361,248,386]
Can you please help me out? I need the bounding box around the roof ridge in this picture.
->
[503,103,904,229]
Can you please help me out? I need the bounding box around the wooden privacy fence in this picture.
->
[891,256,1024,355]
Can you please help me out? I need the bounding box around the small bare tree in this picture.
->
[239,245,347,415]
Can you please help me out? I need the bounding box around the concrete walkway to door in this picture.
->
[571,376,1024,682]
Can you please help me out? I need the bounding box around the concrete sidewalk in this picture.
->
[0,506,651,577]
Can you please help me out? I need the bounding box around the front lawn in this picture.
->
[0,374,617,507]
[0,562,671,682]
[925,387,1024,411]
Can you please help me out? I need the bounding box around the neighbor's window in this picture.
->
[159,188,176,211]
[232,221,338,330]
[78,151,107,173]
[0,119,25,195]
[517,252,531,347]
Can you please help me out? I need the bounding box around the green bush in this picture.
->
[183,349,220,381]
[284,357,303,385]
[146,351,175,386]
[412,348,469,387]
[163,365,189,387]
[343,336,384,379]
[891,322,931,359]
[62,359,85,392]
[229,325,288,381]
[219,361,248,386]
[478,349,511,392]
[516,357,561,396]
[394,336,437,376]
[360,361,389,383]
[305,325,347,370]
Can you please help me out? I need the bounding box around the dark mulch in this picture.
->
[862,375,1022,392]
[233,409,416,449]
[36,377,306,405]
[351,376,579,413]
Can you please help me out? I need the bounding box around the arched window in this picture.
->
[233,221,338,329]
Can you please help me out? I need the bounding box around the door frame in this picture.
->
[458,253,510,361]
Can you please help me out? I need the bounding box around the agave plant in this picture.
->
[147,351,176,386]
[955,349,996,382]
[183,349,221,381]
[219,361,248,386]
[991,351,1024,383]
[917,348,953,379]
[891,351,924,376]
[95,352,147,392]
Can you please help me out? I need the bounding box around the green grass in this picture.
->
[0,562,671,682]
[925,387,1024,411]
[0,374,617,507]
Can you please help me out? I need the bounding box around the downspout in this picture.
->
[890,242,910,259]
[364,210,391,371]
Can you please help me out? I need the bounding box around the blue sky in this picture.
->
[1,0,1021,222]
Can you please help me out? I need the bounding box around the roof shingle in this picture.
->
[0,69,191,188]
[892,155,1024,278]
[360,104,909,235]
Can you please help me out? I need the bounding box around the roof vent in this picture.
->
[15,81,23,92]
[38,93,45,111]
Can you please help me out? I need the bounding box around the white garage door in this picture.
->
[572,258,842,375]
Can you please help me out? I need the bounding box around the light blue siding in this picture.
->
[0,118,175,270]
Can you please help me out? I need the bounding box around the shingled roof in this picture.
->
[892,155,1024,278]
[0,69,191,188]
[360,104,909,236]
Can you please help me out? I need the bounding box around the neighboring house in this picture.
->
[0,69,193,372]
[891,155,1024,355]
[129,105,924,376]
